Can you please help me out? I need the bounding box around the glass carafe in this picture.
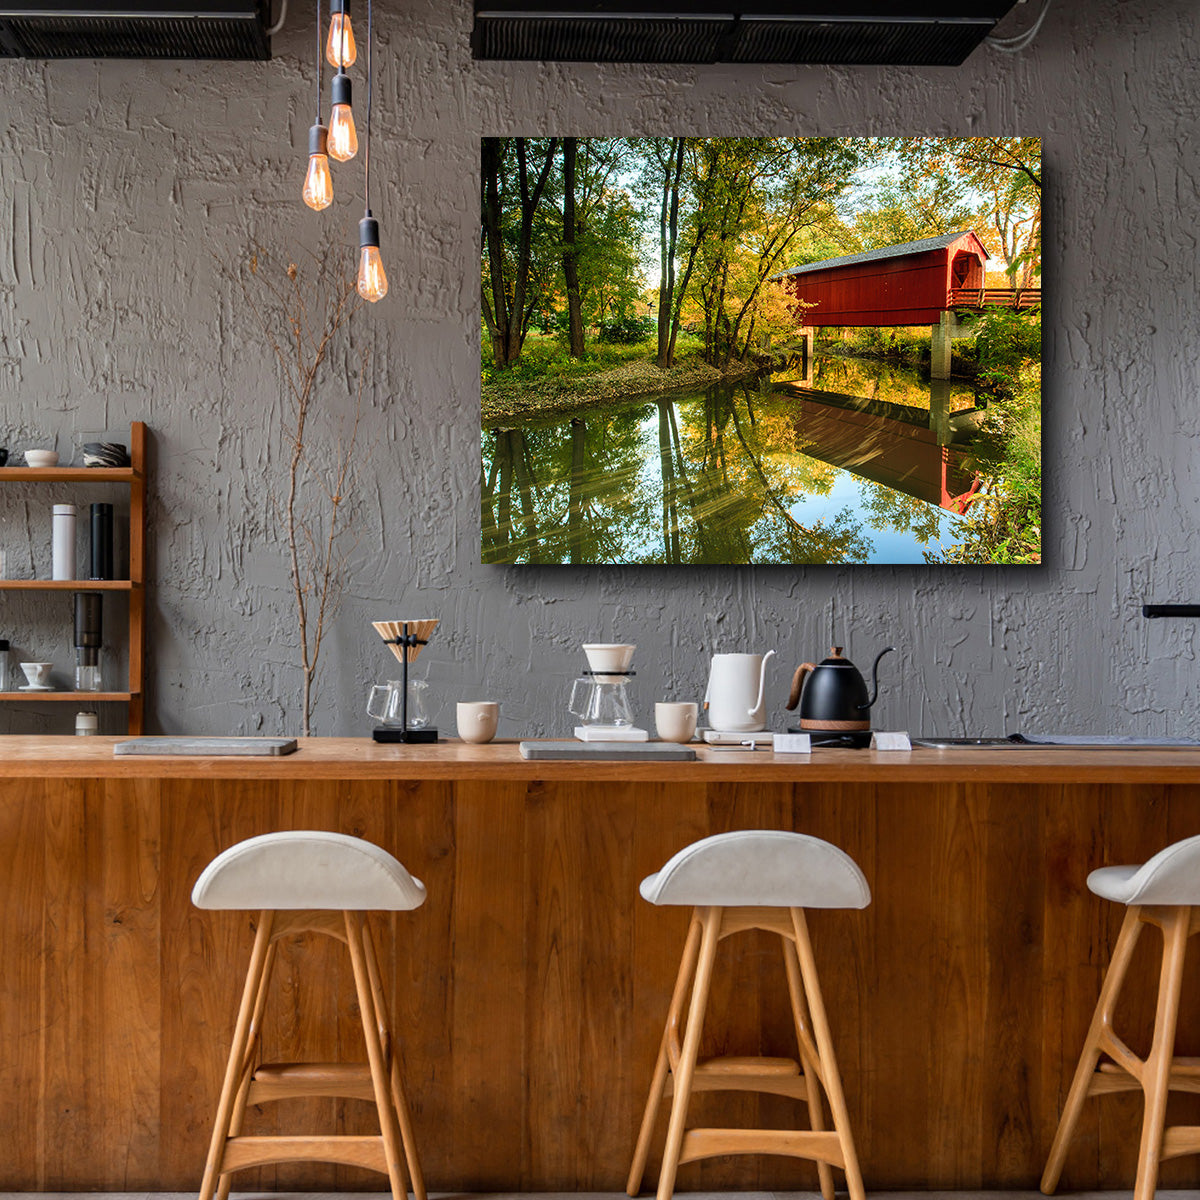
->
[367,678,431,728]
[568,677,635,727]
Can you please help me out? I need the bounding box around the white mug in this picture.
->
[655,701,697,744]
[457,701,499,744]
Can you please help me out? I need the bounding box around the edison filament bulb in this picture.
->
[325,1,356,66]
[328,72,357,162]
[302,124,333,211]
[357,213,388,302]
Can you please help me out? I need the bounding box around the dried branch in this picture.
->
[226,243,368,735]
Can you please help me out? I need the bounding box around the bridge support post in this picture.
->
[801,326,814,385]
[931,310,960,380]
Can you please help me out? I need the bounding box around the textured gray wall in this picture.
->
[0,0,1196,738]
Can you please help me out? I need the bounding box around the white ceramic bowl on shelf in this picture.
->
[24,449,59,468]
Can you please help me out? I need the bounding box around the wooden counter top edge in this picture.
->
[0,735,1198,783]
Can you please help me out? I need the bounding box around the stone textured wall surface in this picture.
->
[0,0,1196,738]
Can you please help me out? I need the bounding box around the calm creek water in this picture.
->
[481,354,987,566]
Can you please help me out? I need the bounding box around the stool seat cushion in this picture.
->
[639,829,870,909]
[1088,834,1200,906]
[191,831,426,911]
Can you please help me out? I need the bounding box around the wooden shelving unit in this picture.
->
[0,422,146,733]
[0,580,137,591]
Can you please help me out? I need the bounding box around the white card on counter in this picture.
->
[871,731,912,751]
[772,733,812,754]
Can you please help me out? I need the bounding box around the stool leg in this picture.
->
[783,933,835,1200]
[345,910,410,1200]
[656,905,721,1200]
[199,909,275,1200]
[791,906,865,1200]
[627,913,704,1197]
[1134,906,1191,1200]
[364,917,426,1200]
[1041,905,1144,1194]
[215,940,277,1200]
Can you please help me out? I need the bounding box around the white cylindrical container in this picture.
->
[52,504,76,580]
[75,711,98,736]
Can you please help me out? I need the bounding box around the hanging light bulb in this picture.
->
[303,123,334,210]
[358,212,388,302]
[327,71,357,162]
[354,0,385,302]
[325,0,356,67]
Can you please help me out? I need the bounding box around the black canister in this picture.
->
[90,502,113,580]
[74,591,103,649]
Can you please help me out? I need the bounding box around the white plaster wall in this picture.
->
[0,0,1196,738]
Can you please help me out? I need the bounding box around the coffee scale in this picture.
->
[370,619,439,743]
[568,642,648,742]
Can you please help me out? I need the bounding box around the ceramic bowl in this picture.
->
[24,449,58,468]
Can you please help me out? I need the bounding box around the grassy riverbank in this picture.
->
[925,309,1042,564]
[482,334,765,425]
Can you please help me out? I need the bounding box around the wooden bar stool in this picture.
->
[627,829,870,1200]
[191,830,427,1200]
[1042,834,1200,1200]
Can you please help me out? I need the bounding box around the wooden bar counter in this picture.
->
[4,736,1200,1192]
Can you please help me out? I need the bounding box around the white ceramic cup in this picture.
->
[457,701,499,744]
[20,661,53,687]
[656,701,698,744]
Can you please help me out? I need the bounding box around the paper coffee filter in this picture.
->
[372,619,439,664]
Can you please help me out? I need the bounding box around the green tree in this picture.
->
[687,138,862,367]
[481,137,560,368]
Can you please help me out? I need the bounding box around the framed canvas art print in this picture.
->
[480,136,1041,566]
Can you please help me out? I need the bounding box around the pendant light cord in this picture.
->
[364,0,372,214]
[315,0,322,120]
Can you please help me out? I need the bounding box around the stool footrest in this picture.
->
[679,1127,844,1167]
[221,1134,388,1174]
[1161,1126,1200,1161]
[1089,1057,1200,1098]
[666,1055,809,1100]
[247,1061,375,1103]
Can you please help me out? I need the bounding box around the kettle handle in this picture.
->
[786,663,816,711]
[862,646,896,711]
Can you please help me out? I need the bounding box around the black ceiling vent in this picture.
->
[472,1,1020,65]
[0,1,271,59]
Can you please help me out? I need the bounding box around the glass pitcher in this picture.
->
[367,679,431,728]
[568,677,635,727]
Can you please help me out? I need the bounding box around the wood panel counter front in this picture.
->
[3,736,1200,1192]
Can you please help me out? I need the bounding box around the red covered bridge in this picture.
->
[769,230,1039,378]
[770,230,996,326]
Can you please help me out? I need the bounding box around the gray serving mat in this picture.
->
[520,740,696,761]
[114,737,298,757]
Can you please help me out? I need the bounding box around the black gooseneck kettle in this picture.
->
[785,645,895,732]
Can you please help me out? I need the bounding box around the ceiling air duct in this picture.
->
[471,1,1021,65]
[0,0,271,59]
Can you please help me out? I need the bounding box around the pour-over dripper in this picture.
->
[582,642,635,682]
[370,618,439,743]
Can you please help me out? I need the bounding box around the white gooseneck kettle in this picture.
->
[703,650,775,732]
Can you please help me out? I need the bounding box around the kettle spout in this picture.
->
[752,649,776,715]
[860,646,895,711]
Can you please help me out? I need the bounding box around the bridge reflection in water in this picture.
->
[481,357,984,565]
[777,378,984,513]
